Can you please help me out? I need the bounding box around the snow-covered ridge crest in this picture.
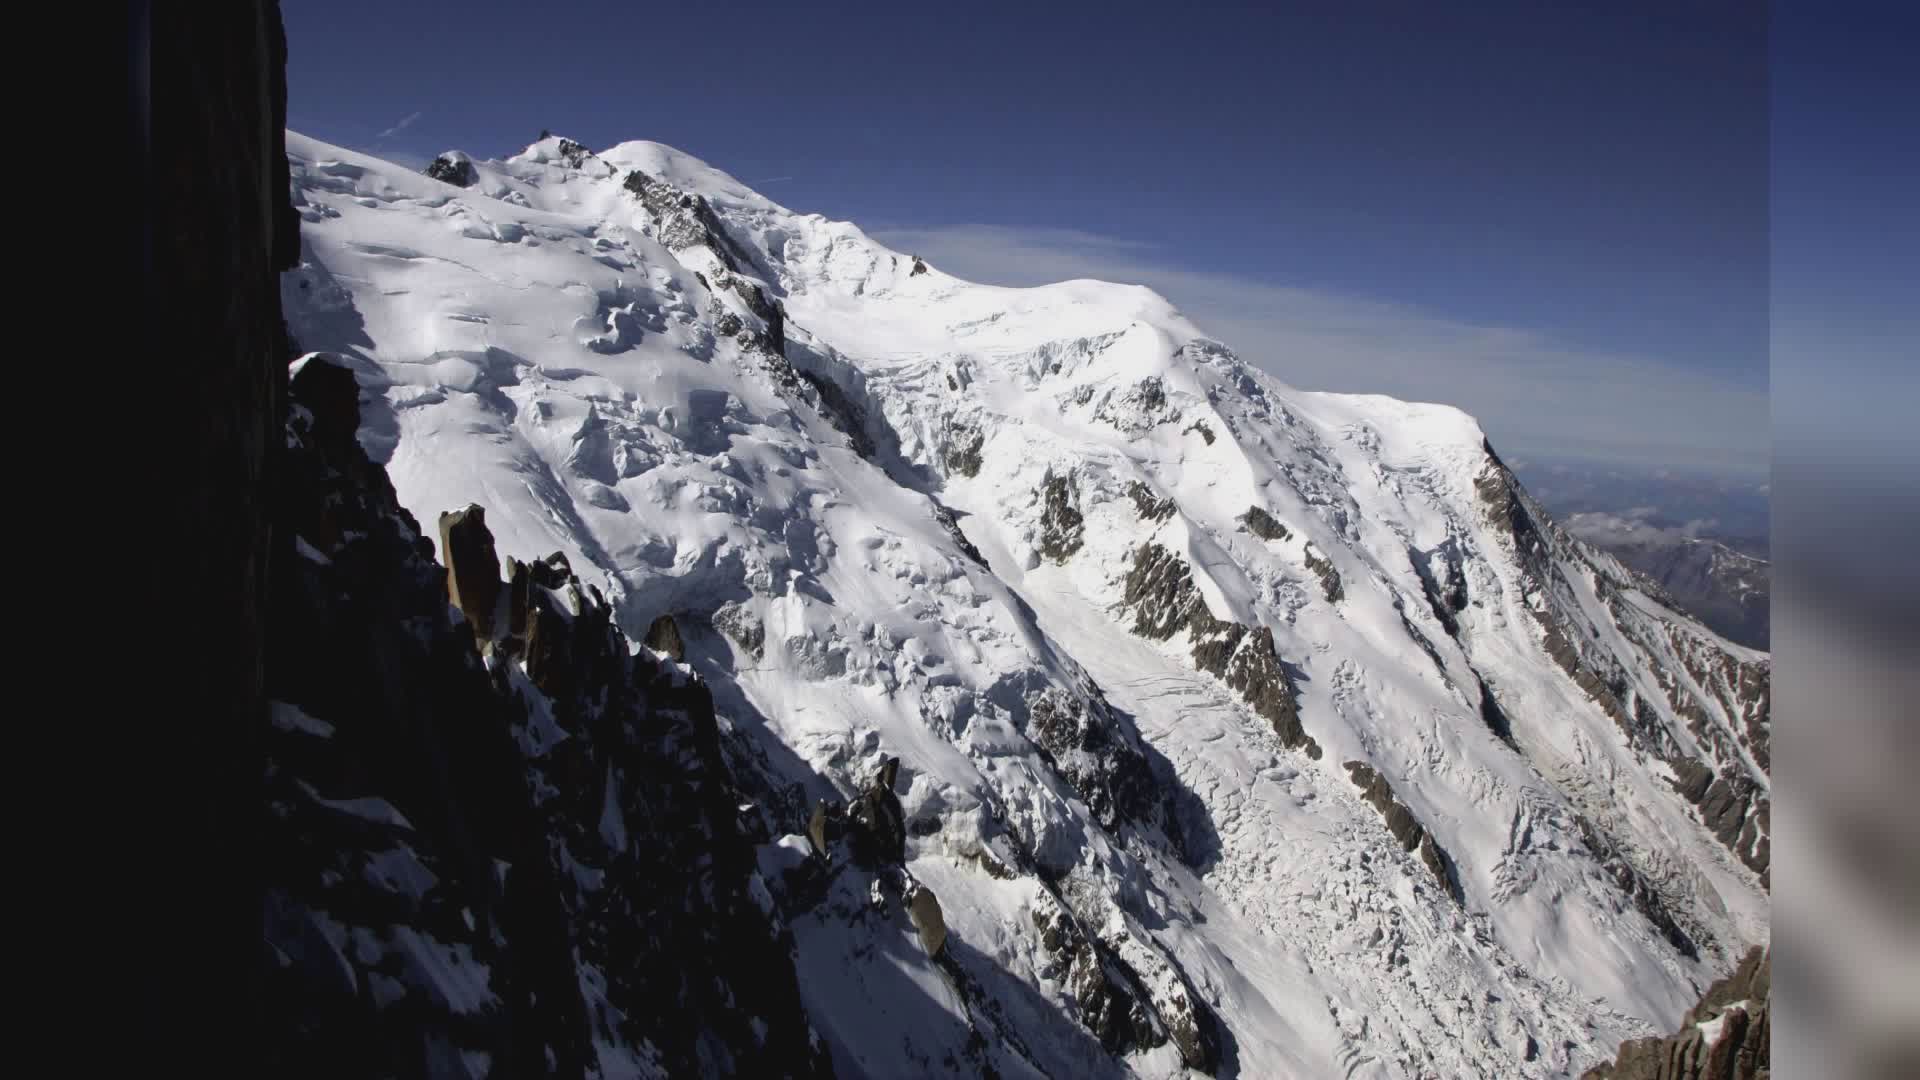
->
[283,128,1768,1078]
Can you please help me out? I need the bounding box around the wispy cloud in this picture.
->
[750,175,795,184]
[377,110,423,139]
[868,224,1767,473]
[1564,510,1724,547]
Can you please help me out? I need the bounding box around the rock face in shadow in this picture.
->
[262,354,831,1079]
[1583,946,1770,1079]
[644,612,686,661]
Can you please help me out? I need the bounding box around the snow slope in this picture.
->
[282,131,1770,1078]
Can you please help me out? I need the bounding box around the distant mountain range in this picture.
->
[1509,459,1768,650]
[1562,514,1769,650]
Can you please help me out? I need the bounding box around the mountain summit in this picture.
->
[276,130,1769,1078]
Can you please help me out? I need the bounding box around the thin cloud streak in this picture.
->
[377,110,423,139]
[870,224,1766,473]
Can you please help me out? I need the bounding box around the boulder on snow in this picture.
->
[424,152,477,188]
[1240,506,1289,541]
[437,505,500,642]
[645,613,686,661]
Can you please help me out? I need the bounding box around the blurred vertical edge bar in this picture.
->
[126,0,293,1073]
[1772,1,1920,1077]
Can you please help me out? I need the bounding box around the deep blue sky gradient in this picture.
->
[281,2,1905,475]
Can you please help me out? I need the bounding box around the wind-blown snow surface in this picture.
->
[283,131,1769,1078]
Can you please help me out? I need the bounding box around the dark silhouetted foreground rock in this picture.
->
[262,353,831,1079]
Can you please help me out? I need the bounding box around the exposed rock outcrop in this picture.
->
[1304,541,1344,603]
[1240,505,1289,541]
[1026,892,1196,1066]
[1344,761,1462,902]
[645,613,686,661]
[555,137,592,169]
[933,504,989,568]
[942,420,985,478]
[1129,482,1177,522]
[624,168,757,272]
[424,152,477,188]
[1123,543,1318,757]
[1412,538,1469,635]
[1023,683,1179,840]
[1036,470,1086,561]
[1573,815,1701,960]
[1583,945,1770,1079]
[1668,760,1770,887]
[845,755,908,867]
[712,600,765,660]
[437,504,500,642]
[796,367,876,457]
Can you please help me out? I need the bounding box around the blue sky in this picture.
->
[280,1,1900,479]
[1771,0,1918,473]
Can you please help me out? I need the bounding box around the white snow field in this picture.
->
[283,131,1768,1079]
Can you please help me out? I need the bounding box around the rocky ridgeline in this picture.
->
[263,353,830,1079]
[1472,444,1771,889]
[614,159,902,465]
[1343,761,1464,904]
[1121,542,1319,758]
[1583,945,1770,1080]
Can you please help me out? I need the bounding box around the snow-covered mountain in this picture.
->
[278,130,1770,1078]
